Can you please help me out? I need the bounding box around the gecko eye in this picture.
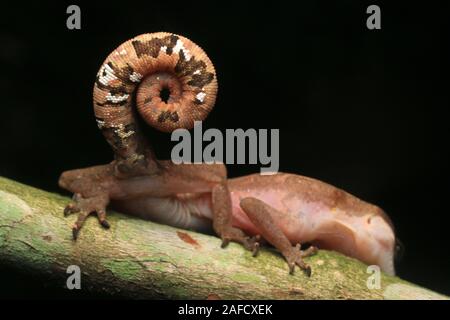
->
[394,238,405,262]
[160,87,171,103]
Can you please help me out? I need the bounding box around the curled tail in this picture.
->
[93,32,218,174]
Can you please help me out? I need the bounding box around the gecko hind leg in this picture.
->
[64,193,110,240]
[240,197,318,276]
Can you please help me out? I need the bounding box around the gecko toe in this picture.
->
[252,242,260,257]
[100,219,110,229]
[72,226,80,240]
[64,206,72,217]
[97,210,110,229]
[304,265,312,277]
[289,262,295,275]
[64,203,79,216]
[301,246,318,258]
[221,238,230,248]
[249,235,260,257]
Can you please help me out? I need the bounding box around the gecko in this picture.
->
[59,32,397,276]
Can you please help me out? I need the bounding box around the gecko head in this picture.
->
[355,208,397,276]
[313,206,396,276]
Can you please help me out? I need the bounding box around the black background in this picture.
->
[0,0,449,298]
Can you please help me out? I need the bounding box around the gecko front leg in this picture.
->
[211,183,260,256]
[240,197,318,276]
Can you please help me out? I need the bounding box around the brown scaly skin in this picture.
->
[60,33,396,276]
[92,32,217,174]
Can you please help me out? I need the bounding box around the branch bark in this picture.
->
[0,176,447,300]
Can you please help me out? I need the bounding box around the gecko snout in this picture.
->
[361,214,396,275]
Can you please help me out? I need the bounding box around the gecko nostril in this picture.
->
[160,87,171,103]
[367,216,372,224]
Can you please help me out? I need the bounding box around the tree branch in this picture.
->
[0,176,447,299]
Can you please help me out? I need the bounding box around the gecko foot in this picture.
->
[285,244,318,277]
[220,227,260,256]
[64,193,110,240]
